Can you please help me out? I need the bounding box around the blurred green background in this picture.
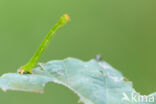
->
[0,0,155,103]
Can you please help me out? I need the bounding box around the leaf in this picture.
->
[0,58,155,104]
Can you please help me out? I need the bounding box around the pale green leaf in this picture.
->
[0,58,155,104]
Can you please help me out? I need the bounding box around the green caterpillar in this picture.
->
[18,14,70,74]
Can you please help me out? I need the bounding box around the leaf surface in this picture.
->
[0,58,155,104]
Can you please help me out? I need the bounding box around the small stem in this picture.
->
[18,14,70,74]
